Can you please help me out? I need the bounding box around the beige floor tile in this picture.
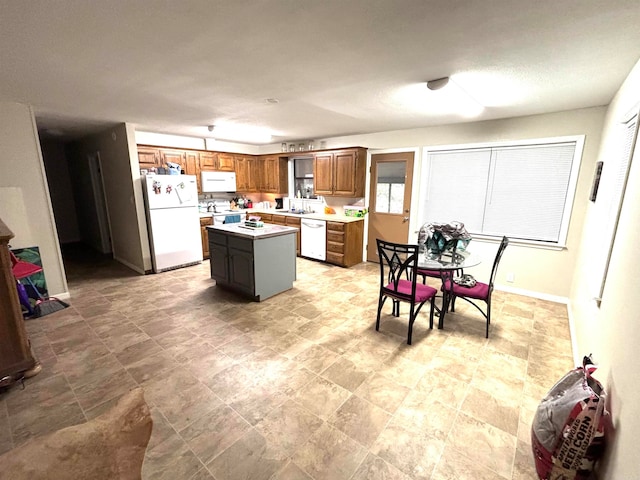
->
[5,250,576,479]
[142,433,204,480]
[207,428,288,480]
[355,373,410,414]
[179,404,251,465]
[293,376,351,420]
[371,421,445,480]
[255,399,324,456]
[446,412,517,479]
[328,394,391,448]
[293,423,368,480]
[433,444,509,479]
[351,453,412,480]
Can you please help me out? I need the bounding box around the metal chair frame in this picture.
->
[376,239,436,345]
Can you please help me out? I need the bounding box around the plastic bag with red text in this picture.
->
[531,356,608,480]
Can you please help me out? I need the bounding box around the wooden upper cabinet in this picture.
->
[314,153,335,196]
[184,150,200,191]
[313,148,366,197]
[137,146,161,169]
[199,152,218,170]
[235,155,259,193]
[159,148,186,170]
[216,153,236,172]
[259,155,289,193]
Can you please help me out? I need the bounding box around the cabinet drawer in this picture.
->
[327,241,344,254]
[208,231,228,246]
[231,237,254,253]
[326,222,345,232]
[259,213,273,222]
[326,252,345,265]
[200,217,213,226]
[326,231,344,243]
[285,217,301,226]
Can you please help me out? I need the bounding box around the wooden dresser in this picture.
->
[0,217,38,385]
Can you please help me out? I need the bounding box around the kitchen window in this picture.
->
[293,157,315,198]
[420,136,584,246]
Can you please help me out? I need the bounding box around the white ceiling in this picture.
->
[1,0,639,144]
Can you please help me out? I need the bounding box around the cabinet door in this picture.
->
[209,244,229,282]
[333,150,358,196]
[138,146,160,169]
[247,156,259,192]
[199,152,218,170]
[228,248,254,293]
[235,156,250,191]
[201,226,210,259]
[159,148,186,170]
[314,153,334,195]
[217,153,236,172]
[260,156,289,193]
[185,151,201,191]
[286,217,301,256]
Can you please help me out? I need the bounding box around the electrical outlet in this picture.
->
[506,272,515,283]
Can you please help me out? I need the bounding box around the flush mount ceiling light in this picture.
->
[426,77,449,91]
[206,124,273,144]
[424,76,484,117]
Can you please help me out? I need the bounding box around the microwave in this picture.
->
[201,171,237,193]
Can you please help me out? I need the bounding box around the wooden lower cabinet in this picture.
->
[326,220,364,267]
[0,218,38,383]
[285,217,301,256]
[200,217,213,259]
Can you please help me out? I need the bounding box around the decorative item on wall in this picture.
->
[590,161,604,202]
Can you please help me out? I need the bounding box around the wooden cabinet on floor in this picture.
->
[200,217,213,259]
[285,216,301,256]
[0,218,38,383]
[326,220,364,267]
[314,148,367,197]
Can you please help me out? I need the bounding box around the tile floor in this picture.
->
[0,246,574,479]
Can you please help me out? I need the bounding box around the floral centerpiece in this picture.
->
[417,221,472,263]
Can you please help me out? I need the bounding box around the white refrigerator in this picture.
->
[142,174,203,273]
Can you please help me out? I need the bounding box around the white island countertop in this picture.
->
[206,223,298,240]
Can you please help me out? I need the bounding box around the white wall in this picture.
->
[0,102,67,297]
[569,58,640,480]
[72,124,151,273]
[267,108,606,300]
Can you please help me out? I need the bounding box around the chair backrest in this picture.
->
[488,236,509,289]
[376,239,420,302]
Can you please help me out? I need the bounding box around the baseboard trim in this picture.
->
[495,284,569,304]
[114,256,145,275]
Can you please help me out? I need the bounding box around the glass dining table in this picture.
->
[417,252,482,329]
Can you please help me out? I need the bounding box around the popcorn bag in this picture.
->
[531,356,608,480]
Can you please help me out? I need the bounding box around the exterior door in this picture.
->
[366,152,414,262]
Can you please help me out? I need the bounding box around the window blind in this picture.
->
[422,140,579,243]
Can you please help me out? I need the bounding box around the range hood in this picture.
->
[201,171,236,192]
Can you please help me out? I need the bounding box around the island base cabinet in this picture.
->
[208,228,296,301]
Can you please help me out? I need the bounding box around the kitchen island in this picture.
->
[207,223,298,301]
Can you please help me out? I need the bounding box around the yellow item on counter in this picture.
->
[324,206,336,214]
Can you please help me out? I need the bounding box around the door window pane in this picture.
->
[375,161,406,213]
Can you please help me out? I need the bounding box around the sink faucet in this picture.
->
[207,202,215,213]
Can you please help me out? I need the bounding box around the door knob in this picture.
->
[403,216,409,222]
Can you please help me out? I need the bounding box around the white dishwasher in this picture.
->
[301,218,326,261]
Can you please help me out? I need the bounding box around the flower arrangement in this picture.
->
[417,221,472,262]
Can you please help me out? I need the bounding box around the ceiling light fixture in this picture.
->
[426,77,449,91]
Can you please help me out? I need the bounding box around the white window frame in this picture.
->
[420,135,585,249]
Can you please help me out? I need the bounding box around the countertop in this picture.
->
[207,223,298,240]
[200,208,365,223]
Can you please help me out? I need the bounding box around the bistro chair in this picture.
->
[443,236,509,338]
[376,239,437,345]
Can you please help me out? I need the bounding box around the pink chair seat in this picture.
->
[443,279,490,301]
[386,279,437,302]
